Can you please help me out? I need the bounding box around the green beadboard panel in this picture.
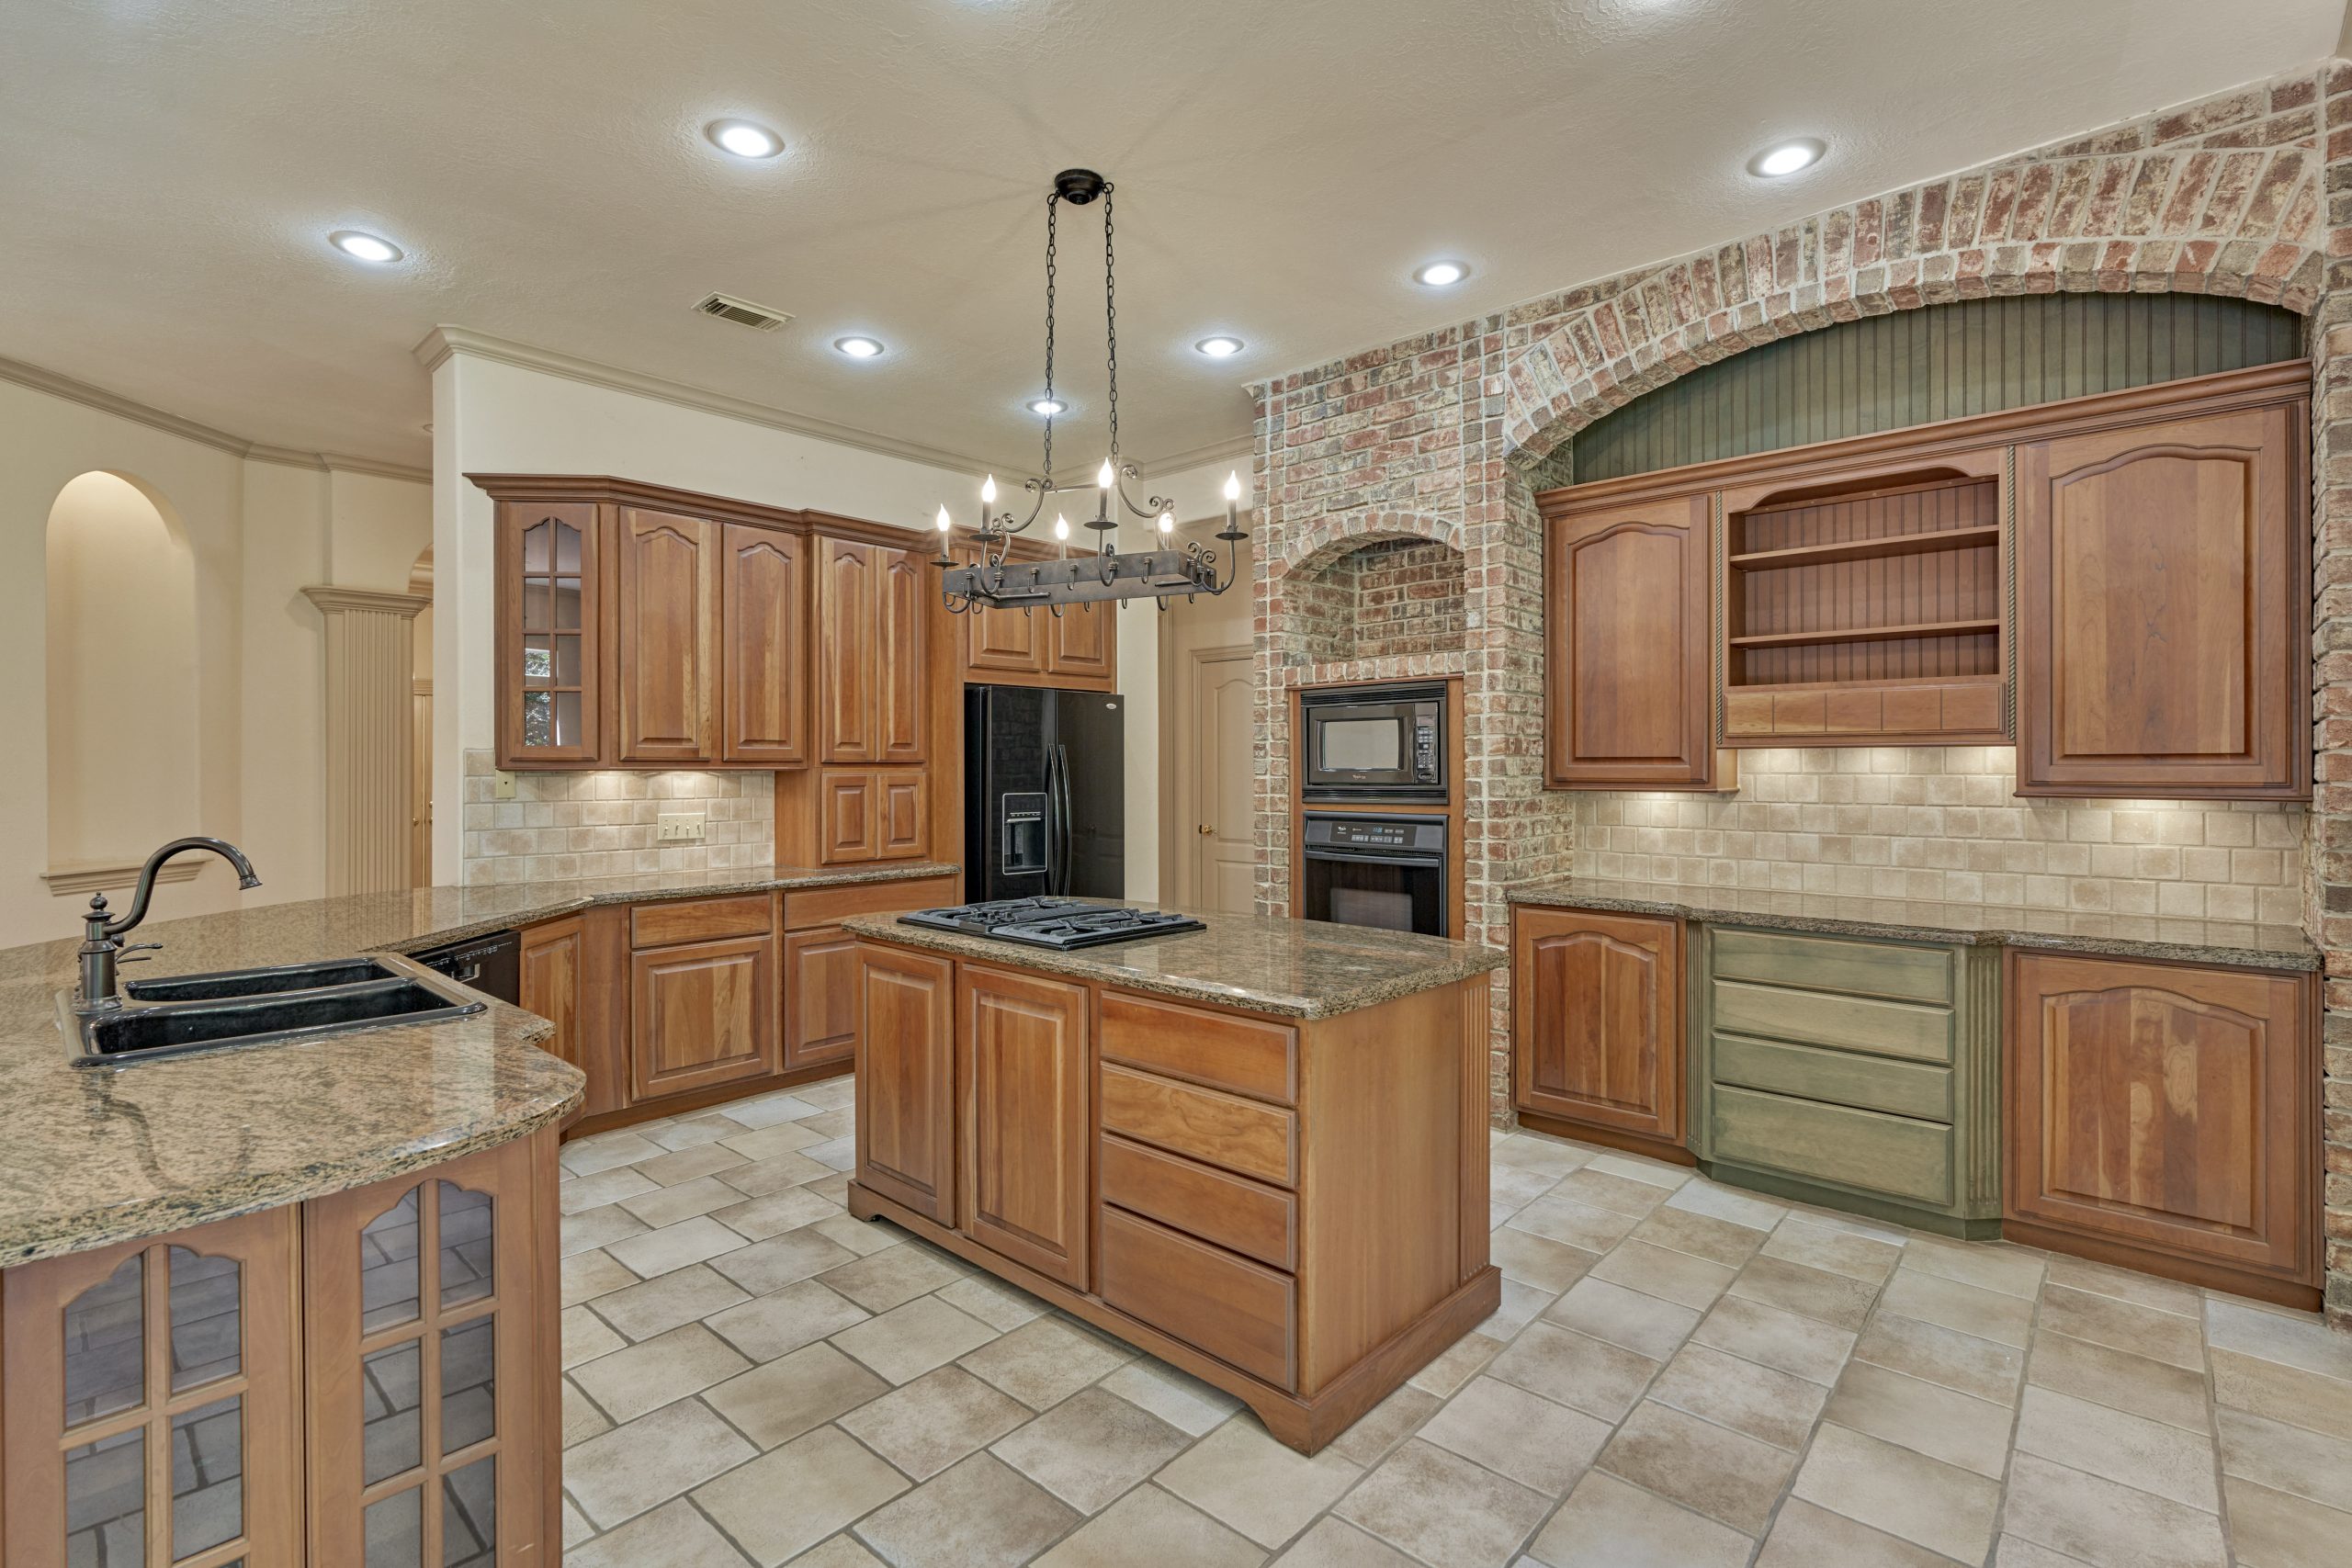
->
[1561,293,2302,484]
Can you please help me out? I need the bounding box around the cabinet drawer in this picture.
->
[1711,1085,1953,1206]
[1099,1065,1297,1187]
[1099,1206,1295,1389]
[1099,1134,1297,1270]
[1100,990,1297,1105]
[1711,979,1951,1065]
[631,894,773,948]
[1712,928,1953,1003]
[1712,1032,1952,1123]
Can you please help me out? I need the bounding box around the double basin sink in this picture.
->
[63,955,486,1066]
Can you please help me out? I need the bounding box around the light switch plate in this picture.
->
[492,771,517,801]
[657,813,707,843]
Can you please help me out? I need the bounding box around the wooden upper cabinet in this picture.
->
[817,532,930,765]
[957,538,1120,690]
[615,506,722,764]
[2005,952,2317,1294]
[855,942,958,1224]
[1545,494,1724,789]
[960,964,1093,1288]
[495,500,603,768]
[1514,908,1683,1150]
[1048,601,1114,683]
[879,545,929,762]
[722,524,808,766]
[2017,400,2309,798]
[966,584,1044,675]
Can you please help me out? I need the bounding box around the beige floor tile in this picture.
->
[1491,1162,1566,1211]
[1623,1203,1768,1269]
[2222,1475,2352,1568]
[1901,1235,2045,1299]
[1097,1358,1245,1437]
[1407,1330,1503,1396]
[2013,1385,2217,1512]
[800,1106,855,1139]
[1761,1217,1903,1283]
[820,1243,970,1312]
[562,1378,612,1445]
[2216,1404,2352,1507]
[1691,1293,1857,1384]
[1525,1470,1752,1568]
[806,1135,857,1170]
[705,1279,869,1361]
[561,1130,667,1176]
[806,1171,854,1204]
[721,1150,838,1197]
[936,1273,1051,1331]
[810,1212,905,1258]
[1324,1383,1441,1468]
[1335,1437,1550,1568]
[1852,1312,2025,1404]
[1726,1254,1880,1331]
[2211,1347,2352,1440]
[704,1341,890,1450]
[1489,1133,1596,1178]
[1550,1167,1674,1219]
[1649,1340,1827,1450]
[648,1115,744,1152]
[1543,1276,1702,1360]
[1586,1238,1737,1311]
[570,1322,751,1425]
[1791,1422,2000,1562]
[958,1314,1136,1408]
[1597,1398,1795,1535]
[563,1303,628,1368]
[562,1247,640,1308]
[838,1363,1033,1481]
[605,1215,750,1280]
[562,1202,650,1257]
[851,1450,1080,1567]
[1487,1225,1600,1292]
[784,1542,888,1568]
[1510,1193,1644,1253]
[590,1264,752,1343]
[563,1167,662,1215]
[563,1498,593,1551]
[695,1424,910,1565]
[2204,1298,2352,1381]
[1487,1322,1661,1423]
[714,1089,822,1127]
[1417,1376,1610,1494]
[2042,1254,2202,1317]
[1476,1277,1555,1339]
[712,1186,842,1243]
[1782,1205,1909,1246]
[992,1386,1192,1513]
[793,1076,857,1111]
[618,1174,747,1229]
[832,1295,999,1384]
[1586,1152,1690,1190]
[1661,1179,1787,1231]
[567,1397,758,1530]
[2027,1329,2211,1431]
[718,1118,829,1160]
[1267,1517,1418,1566]
[2036,1284,2204,1372]
[709,1227,861,1294]
[1155,1417,1363,1550]
[1753,1495,1961,1568]
[1031,1483,1265,1568]
[565,1495,754,1568]
[1998,1452,2227,1568]
[1877,1266,2034,1348]
[1825,1359,2013,1478]
[1993,1536,2093,1568]
[631,1142,749,1188]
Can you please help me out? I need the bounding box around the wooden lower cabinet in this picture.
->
[1,1131,560,1567]
[1512,907,1685,1157]
[854,944,958,1224]
[629,932,777,1101]
[784,925,861,1073]
[2004,951,2319,1304]
[521,915,616,1124]
[959,964,1091,1288]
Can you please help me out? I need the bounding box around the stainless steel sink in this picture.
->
[63,958,485,1066]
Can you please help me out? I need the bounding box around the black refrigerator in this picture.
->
[965,684,1126,900]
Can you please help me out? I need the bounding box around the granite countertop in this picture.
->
[842,904,1507,1019]
[1506,875,2318,974]
[0,861,955,1267]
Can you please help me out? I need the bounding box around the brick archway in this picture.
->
[1274,509,1464,581]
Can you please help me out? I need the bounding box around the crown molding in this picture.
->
[1135,435,1252,475]
[302,585,432,618]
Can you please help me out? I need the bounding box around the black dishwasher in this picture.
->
[409,930,522,1004]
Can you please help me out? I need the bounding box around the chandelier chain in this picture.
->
[1102,183,1119,458]
[1042,192,1058,484]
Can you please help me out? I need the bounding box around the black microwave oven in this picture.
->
[1300,683,1445,800]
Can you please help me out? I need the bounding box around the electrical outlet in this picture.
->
[492,770,517,801]
[657,813,707,844]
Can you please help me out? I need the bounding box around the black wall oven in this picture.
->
[1300,683,1444,802]
[1301,811,1448,938]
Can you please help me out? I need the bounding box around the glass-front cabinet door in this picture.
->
[497,501,604,767]
[3,1206,304,1566]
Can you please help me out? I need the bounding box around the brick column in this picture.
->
[2312,62,2352,1327]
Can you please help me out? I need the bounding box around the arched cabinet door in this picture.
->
[4,1206,304,1566]
[302,1134,557,1567]
[1512,908,1684,1146]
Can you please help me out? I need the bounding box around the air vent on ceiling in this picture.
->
[694,292,793,332]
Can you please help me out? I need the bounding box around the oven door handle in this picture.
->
[1301,849,1446,868]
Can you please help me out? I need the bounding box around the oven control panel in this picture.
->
[1302,815,1447,853]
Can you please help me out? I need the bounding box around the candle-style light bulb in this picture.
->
[1223,470,1242,531]
[1158,510,1174,535]
[1097,458,1115,489]
[1223,470,1241,502]
[980,474,998,504]
[934,503,952,535]
[1053,513,1070,541]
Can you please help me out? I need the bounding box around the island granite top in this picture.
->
[842,904,1507,1019]
[0,860,954,1267]
[1505,875,2318,973]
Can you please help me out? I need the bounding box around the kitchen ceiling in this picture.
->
[0,0,2339,474]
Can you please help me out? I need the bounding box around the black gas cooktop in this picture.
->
[898,898,1206,952]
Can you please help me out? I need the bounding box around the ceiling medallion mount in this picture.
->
[933,169,1248,616]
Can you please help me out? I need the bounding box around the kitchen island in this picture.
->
[842,906,1507,1453]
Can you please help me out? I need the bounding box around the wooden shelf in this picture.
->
[1728,525,2002,572]
[1729,618,2001,651]
[1726,673,2003,696]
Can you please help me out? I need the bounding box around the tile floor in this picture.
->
[555,1077,2352,1567]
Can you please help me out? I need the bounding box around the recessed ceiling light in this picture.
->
[1747,138,1826,178]
[706,118,785,159]
[1194,334,1245,358]
[1413,260,1468,288]
[833,335,885,359]
[329,230,402,264]
[1028,397,1067,416]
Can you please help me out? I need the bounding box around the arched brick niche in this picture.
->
[1272,513,1466,671]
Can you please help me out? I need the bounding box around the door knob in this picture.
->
[1197,824,1215,836]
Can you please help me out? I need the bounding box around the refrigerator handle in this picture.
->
[1054,743,1074,896]
[1044,746,1063,895]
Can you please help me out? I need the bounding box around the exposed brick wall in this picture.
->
[1253,64,2352,1324]
[1292,538,1466,663]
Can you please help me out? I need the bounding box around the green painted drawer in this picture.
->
[1711,1085,1955,1207]
[1710,979,1953,1064]
[1711,1032,1953,1122]
[1711,928,1955,1004]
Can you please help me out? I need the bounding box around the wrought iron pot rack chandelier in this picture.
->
[933,168,1246,615]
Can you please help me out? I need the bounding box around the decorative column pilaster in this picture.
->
[301,586,430,896]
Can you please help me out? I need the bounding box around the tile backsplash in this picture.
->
[1572,746,2306,926]
[459,750,774,885]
